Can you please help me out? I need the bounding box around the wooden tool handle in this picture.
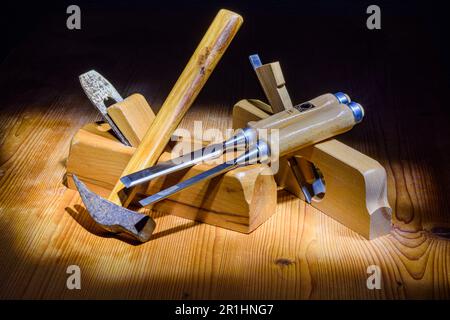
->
[277,102,357,156]
[250,93,338,130]
[108,9,243,205]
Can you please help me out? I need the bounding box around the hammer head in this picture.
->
[72,175,156,242]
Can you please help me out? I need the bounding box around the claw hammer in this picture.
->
[74,9,243,242]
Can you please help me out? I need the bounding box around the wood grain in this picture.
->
[232,99,271,129]
[107,93,156,147]
[254,61,293,112]
[287,140,392,239]
[249,93,339,130]
[0,93,447,299]
[0,5,449,299]
[277,102,356,156]
[233,99,391,239]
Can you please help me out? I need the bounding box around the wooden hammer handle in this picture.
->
[277,103,357,156]
[108,9,243,205]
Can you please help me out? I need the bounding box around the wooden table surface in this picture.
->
[0,2,449,299]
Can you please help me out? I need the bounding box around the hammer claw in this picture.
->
[72,175,156,242]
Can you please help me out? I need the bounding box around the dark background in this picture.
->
[1,0,450,225]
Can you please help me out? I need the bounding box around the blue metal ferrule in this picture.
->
[249,54,262,70]
[347,102,365,123]
[334,92,351,105]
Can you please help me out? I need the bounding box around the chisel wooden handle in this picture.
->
[249,93,340,130]
[108,9,243,205]
[277,102,363,156]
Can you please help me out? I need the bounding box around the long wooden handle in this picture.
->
[249,93,339,130]
[108,9,243,205]
[277,102,357,156]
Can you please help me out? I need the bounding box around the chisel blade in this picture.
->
[121,128,253,188]
[139,161,239,207]
[139,141,269,207]
[121,142,226,188]
[79,70,131,146]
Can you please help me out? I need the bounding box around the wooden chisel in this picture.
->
[120,93,345,188]
[138,101,365,206]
